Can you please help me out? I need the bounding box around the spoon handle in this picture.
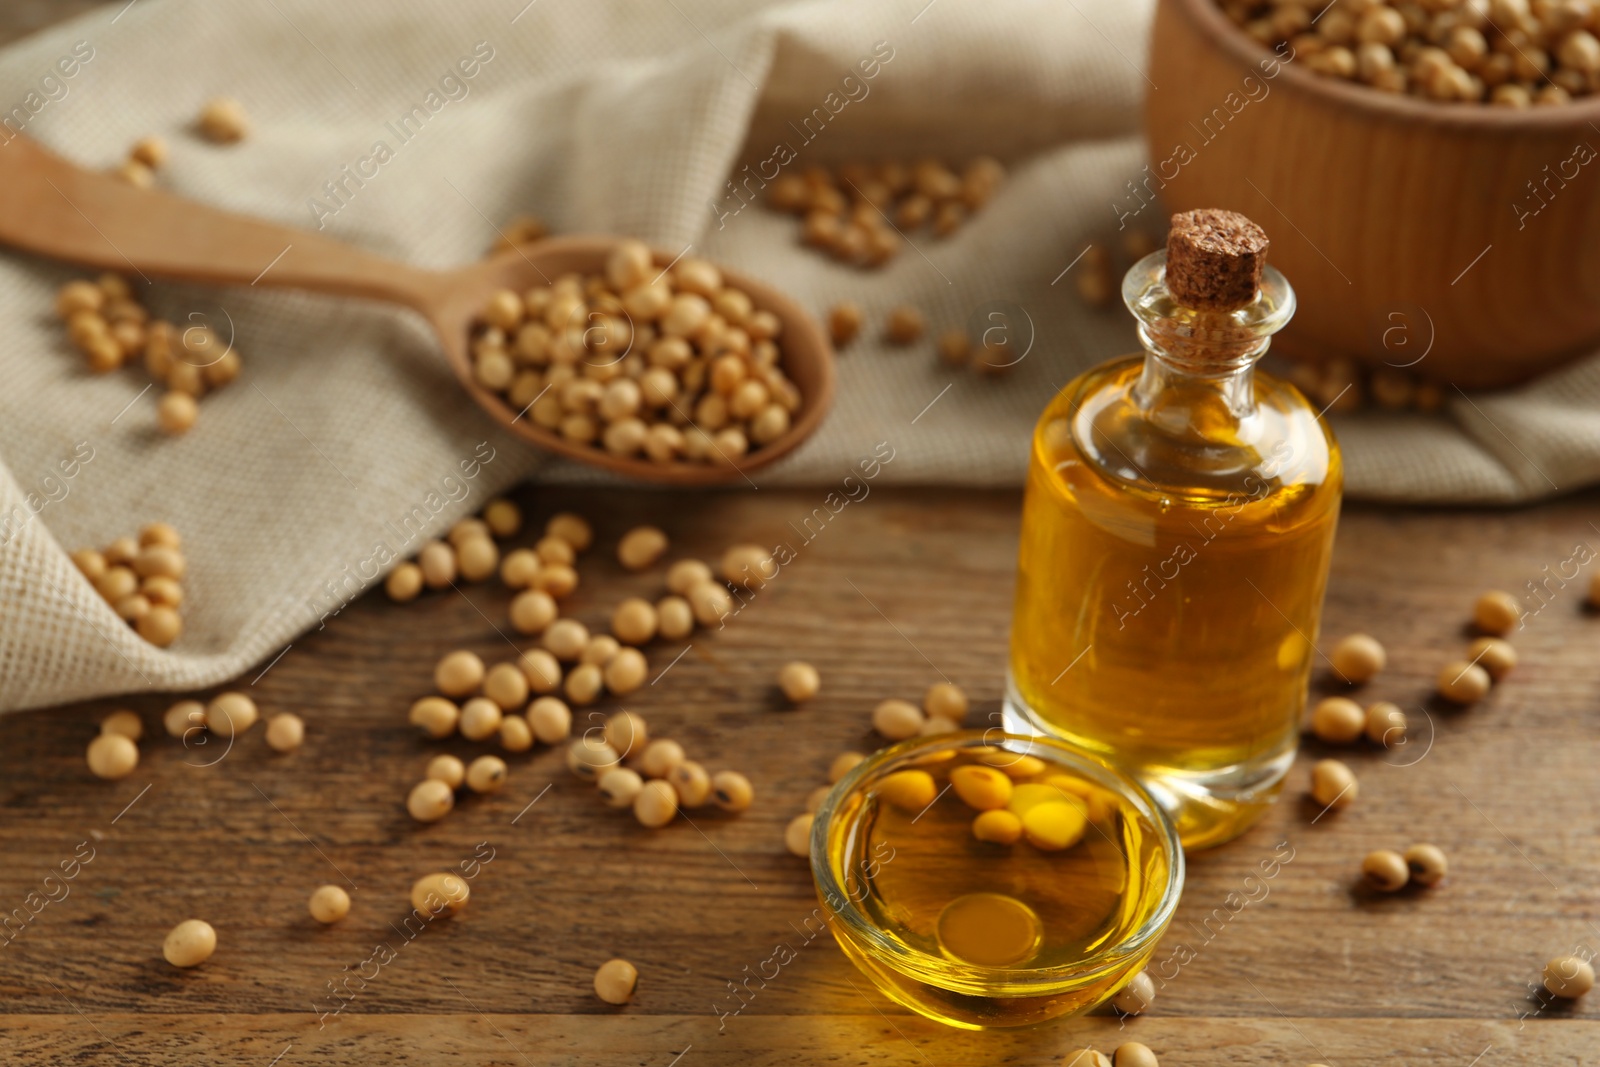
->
[0,135,437,307]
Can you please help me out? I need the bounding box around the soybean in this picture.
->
[721,543,772,587]
[1468,637,1516,681]
[197,97,248,142]
[407,779,455,822]
[618,526,669,570]
[923,682,969,722]
[594,958,639,1004]
[567,737,621,780]
[1113,1043,1158,1067]
[435,650,485,697]
[411,872,469,917]
[638,739,686,779]
[1473,590,1521,635]
[466,755,509,794]
[603,711,649,758]
[309,885,351,924]
[825,300,864,347]
[157,391,197,434]
[162,919,217,968]
[611,598,658,645]
[1310,696,1365,744]
[687,581,732,626]
[666,558,713,594]
[1021,801,1087,851]
[1310,758,1358,809]
[1437,661,1491,704]
[1330,633,1385,683]
[544,619,590,661]
[878,769,937,812]
[483,662,530,710]
[829,751,865,783]
[1111,970,1155,1015]
[448,515,488,546]
[426,754,466,789]
[100,709,143,741]
[163,699,205,739]
[456,536,499,582]
[971,808,1024,844]
[603,647,648,695]
[500,549,541,590]
[1364,701,1407,746]
[535,535,576,567]
[599,767,645,808]
[518,648,563,694]
[634,778,679,827]
[778,661,820,703]
[950,765,1012,811]
[564,663,604,705]
[483,498,522,538]
[546,512,594,551]
[509,589,559,634]
[500,715,534,753]
[711,770,753,812]
[265,713,305,753]
[386,562,424,602]
[418,540,457,589]
[459,697,504,741]
[1544,955,1596,998]
[656,596,694,639]
[86,733,138,779]
[137,606,183,647]
[670,760,712,807]
[585,639,622,674]
[410,696,459,739]
[206,692,259,737]
[1363,849,1410,891]
[885,305,925,344]
[871,699,924,740]
[1404,843,1448,887]
[527,696,572,744]
[784,813,814,857]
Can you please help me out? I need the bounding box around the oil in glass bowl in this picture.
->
[812,733,1182,1030]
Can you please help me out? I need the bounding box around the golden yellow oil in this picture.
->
[818,743,1176,1029]
[1007,356,1341,850]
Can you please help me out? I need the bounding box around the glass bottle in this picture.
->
[1005,212,1341,851]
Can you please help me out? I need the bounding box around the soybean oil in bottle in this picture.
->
[1005,209,1342,851]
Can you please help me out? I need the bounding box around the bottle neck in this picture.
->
[1118,251,1292,434]
[1131,323,1267,423]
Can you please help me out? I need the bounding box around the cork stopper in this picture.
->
[1165,209,1270,311]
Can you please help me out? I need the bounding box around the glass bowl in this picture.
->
[809,731,1183,1030]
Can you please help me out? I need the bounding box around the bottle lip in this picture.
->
[1122,250,1296,343]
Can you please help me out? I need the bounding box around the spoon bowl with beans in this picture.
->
[0,135,835,485]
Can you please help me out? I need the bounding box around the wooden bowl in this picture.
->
[1145,0,1600,388]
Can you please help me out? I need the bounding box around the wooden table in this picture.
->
[3,485,1598,1066]
[3,2,1599,1059]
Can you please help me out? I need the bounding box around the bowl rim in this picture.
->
[808,730,1186,993]
[1167,0,1600,129]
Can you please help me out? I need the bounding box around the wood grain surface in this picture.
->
[3,484,1599,1065]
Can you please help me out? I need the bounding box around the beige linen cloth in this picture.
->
[0,0,1595,713]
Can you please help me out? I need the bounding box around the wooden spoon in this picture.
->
[0,135,835,486]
